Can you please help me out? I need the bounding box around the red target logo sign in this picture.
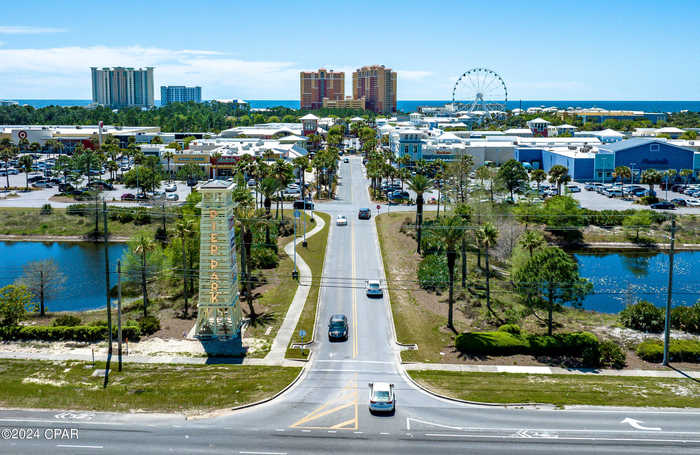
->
[17,130,28,140]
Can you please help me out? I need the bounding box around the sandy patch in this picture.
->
[22,376,68,387]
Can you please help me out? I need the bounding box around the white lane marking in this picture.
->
[327,430,336,433]
[622,417,661,431]
[301,430,310,433]
[406,417,700,435]
[275,429,285,432]
[354,431,363,434]
[311,369,389,373]
[0,418,131,426]
[315,360,392,364]
[56,445,103,449]
[424,433,700,443]
[240,452,287,455]
[380,432,390,435]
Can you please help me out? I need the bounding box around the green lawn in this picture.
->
[286,211,331,359]
[0,359,300,413]
[0,207,159,237]
[409,370,700,407]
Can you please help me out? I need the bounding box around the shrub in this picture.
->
[66,204,88,216]
[88,319,108,327]
[638,195,659,205]
[0,325,140,342]
[155,227,168,242]
[40,203,53,215]
[138,315,160,336]
[597,340,627,369]
[134,208,151,225]
[417,254,449,291]
[277,219,293,237]
[497,324,521,335]
[671,304,700,334]
[455,330,599,358]
[118,210,134,223]
[636,338,700,363]
[251,247,279,269]
[52,314,81,327]
[455,331,529,356]
[619,300,665,333]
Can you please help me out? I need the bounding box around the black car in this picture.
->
[671,198,687,207]
[293,199,314,210]
[358,208,371,219]
[328,314,348,341]
[650,201,675,210]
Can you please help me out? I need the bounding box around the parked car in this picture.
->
[166,193,179,201]
[671,198,687,207]
[328,314,348,341]
[88,181,114,190]
[151,191,166,200]
[31,181,53,188]
[650,201,675,210]
[120,193,135,201]
[58,183,75,193]
[366,280,383,298]
[293,199,314,210]
[247,179,256,187]
[389,190,410,200]
[566,184,581,193]
[7,168,19,175]
[336,215,347,226]
[283,188,301,196]
[368,382,395,414]
[164,183,177,192]
[343,158,349,163]
[358,208,371,220]
[686,199,700,207]
[136,193,150,201]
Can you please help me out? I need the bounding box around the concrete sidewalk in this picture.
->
[404,362,700,379]
[0,350,304,367]
[264,212,326,362]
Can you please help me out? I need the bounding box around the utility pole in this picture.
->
[103,199,112,387]
[663,217,676,366]
[117,260,122,372]
[161,201,167,239]
[182,231,188,318]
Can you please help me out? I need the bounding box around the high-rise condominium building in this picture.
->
[160,86,202,105]
[352,65,397,114]
[299,69,345,110]
[91,67,155,108]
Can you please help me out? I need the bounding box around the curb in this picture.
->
[401,367,547,408]
[186,354,312,420]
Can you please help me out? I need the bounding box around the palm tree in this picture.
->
[680,168,693,188]
[210,152,222,179]
[29,142,41,155]
[175,218,195,318]
[548,165,570,195]
[162,150,175,182]
[432,214,467,331]
[641,169,662,196]
[407,174,433,255]
[271,159,292,218]
[476,222,499,318]
[19,155,33,191]
[234,203,267,319]
[106,160,119,182]
[134,235,155,318]
[455,203,472,288]
[258,176,281,246]
[1,141,17,190]
[18,137,29,152]
[530,169,547,192]
[614,166,631,184]
[519,230,545,257]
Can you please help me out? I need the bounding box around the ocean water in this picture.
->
[9,99,700,113]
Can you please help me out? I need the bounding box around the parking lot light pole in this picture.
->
[662,217,676,366]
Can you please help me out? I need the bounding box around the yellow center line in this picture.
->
[291,401,356,427]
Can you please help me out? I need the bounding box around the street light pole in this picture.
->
[662,217,676,366]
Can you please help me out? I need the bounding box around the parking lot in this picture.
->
[570,185,700,214]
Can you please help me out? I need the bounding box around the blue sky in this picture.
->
[1,0,699,100]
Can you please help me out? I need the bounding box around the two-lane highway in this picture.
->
[2,155,700,454]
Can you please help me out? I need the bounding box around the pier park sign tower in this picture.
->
[194,180,242,339]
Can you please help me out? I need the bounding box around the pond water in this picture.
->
[575,250,700,313]
[0,241,128,312]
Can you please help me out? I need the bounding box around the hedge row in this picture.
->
[455,330,598,357]
[636,339,700,363]
[0,325,141,342]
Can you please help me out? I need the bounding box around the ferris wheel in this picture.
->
[451,68,507,119]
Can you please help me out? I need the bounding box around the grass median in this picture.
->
[286,211,331,359]
[409,370,700,408]
[0,207,159,237]
[0,359,300,413]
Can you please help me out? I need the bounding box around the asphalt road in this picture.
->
[2,156,700,454]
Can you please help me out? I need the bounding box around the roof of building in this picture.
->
[557,124,577,129]
[300,114,319,120]
[199,180,234,189]
[594,128,625,137]
[656,127,686,134]
[600,137,693,153]
[527,117,552,125]
[278,135,308,142]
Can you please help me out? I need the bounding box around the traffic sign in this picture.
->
[376,205,380,210]
[17,130,27,140]
[294,210,301,218]
[299,329,307,338]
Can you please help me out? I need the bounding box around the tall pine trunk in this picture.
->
[447,249,456,330]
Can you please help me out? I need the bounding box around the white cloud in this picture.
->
[0,26,66,34]
[0,45,301,98]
